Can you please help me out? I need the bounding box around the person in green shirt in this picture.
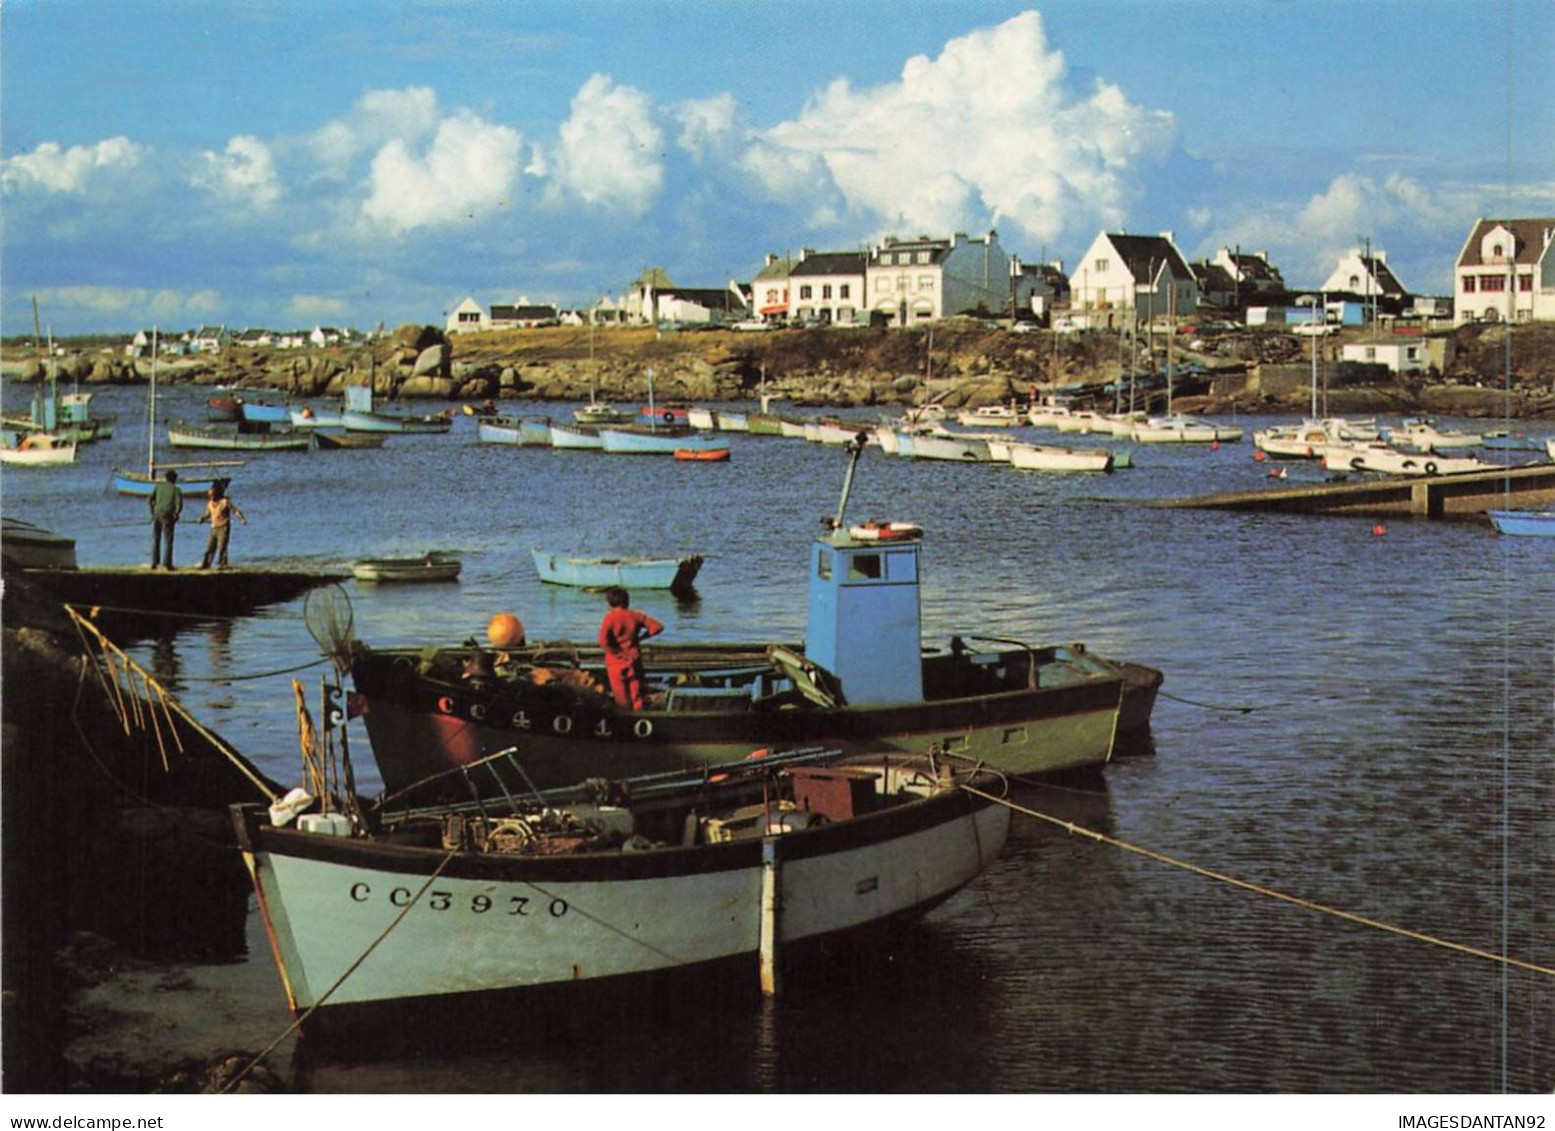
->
[149,469,182,569]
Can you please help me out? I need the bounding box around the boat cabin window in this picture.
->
[816,548,833,580]
[848,553,882,580]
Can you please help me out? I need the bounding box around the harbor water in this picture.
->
[5,382,1552,1092]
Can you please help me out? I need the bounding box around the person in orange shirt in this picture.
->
[598,586,663,710]
[197,481,248,569]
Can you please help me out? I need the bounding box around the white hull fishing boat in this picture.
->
[291,406,346,429]
[909,430,992,462]
[778,417,809,439]
[574,401,634,426]
[1055,411,1106,435]
[715,411,750,432]
[686,407,717,430]
[167,422,312,451]
[1009,444,1113,472]
[548,422,604,449]
[0,433,77,466]
[232,747,1011,1019]
[477,417,552,446]
[1132,414,1242,444]
[1386,419,1482,453]
[956,405,1023,428]
[599,425,721,454]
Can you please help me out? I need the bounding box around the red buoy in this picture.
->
[1372,523,1387,537]
[1253,450,1266,462]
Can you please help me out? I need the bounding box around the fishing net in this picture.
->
[303,583,356,671]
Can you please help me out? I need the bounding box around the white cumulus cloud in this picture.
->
[194,135,282,210]
[1,137,147,194]
[310,87,442,179]
[673,93,738,162]
[360,110,524,233]
[551,74,663,215]
[740,11,1173,241]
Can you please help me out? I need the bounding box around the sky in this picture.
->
[2,0,1553,336]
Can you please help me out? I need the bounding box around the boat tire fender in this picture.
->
[663,410,677,424]
[1349,457,1364,470]
[438,696,456,714]
[1424,461,1438,475]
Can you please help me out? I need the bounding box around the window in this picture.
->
[1481,275,1505,293]
[799,284,813,300]
[1348,275,1361,289]
[919,275,935,291]
[1491,243,1504,259]
[1519,275,1532,292]
[916,251,930,265]
[1095,258,1109,273]
[816,548,832,581]
[1462,276,1477,293]
[822,284,832,299]
[840,284,850,299]
[1405,347,1419,361]
[848,553,882,580]
[1364,347,1376,360]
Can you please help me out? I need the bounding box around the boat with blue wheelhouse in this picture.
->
[532,549,704,594]
[347,438,1160,800]
[598,425,725,454]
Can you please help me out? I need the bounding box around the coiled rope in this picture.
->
[961,784,1555,979]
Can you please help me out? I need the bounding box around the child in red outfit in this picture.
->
[598,586,664,710]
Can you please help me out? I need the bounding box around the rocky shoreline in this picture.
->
[4,319,1554,420]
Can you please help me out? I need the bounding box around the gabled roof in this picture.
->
[1456,218,1555,268]
[754,256,793,281]
[791,252,867,277]
[1193,262,1238,293]
[1356,255,1407,297]
[1105,234,1193,282]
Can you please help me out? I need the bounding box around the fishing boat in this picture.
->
[1131,414,1243,444]
[746,413,783,436]
[599,425,722,454]
[0,432,77,466]
[112,328,243,496]
[574,401,634,427]
[1486,510,1555,537]
[686,406,717,430]
[341,386,453,434]
[167,421,312,451]
[1321,442,1497,477]
[290,405,346,429]
[548,422,605,450]
[1386,418,1482,453]
[955,404,1023,428]
[348,441,1156,800]
[715,411,750,432]
[675,446,730,462]
[237,398,293,426]
[351,552,462,584]
[1009,444,1113,472]
[311,432,385,450]
[476,416,552,446]
[1055,410,1107,435]
[1547,438,1555,461]
[908,430,992,462]
[207,395,240,422]
[1,517,78,569]
[531,550,704,593]
[1253,421,1331,460]
[231,744,1011,1020]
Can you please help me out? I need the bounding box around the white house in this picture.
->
[1071,231,1199,328]
[1320,248,1407,310]
[309,326,343,348]
[788,250,867,325]
[446,297,486,334]
[1452,218,1555,325]
[866,231,1012,326]
[189,325,229,353]
[1341,338,1428,374]
[751,254,794,324]
[489,303,558,330]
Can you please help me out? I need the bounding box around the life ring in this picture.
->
[849,520,924,543]
[1424,461,1438,475]
[662,409,677,424]
[1349,457,1364,470]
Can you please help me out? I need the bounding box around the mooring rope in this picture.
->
[176,656,329,682]
[1156,689,1261,714]
[223,847,459,1093]
[961,785,1555,979]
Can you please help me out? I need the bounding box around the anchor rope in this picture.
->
[224,847,459,1093]
[961,785,1555,980]
[1156,689,1260,713]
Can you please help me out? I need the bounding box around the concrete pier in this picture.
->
[1158,463,1555,519]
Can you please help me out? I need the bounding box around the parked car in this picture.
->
[732,319,773,332]
[1010,321,1040,334]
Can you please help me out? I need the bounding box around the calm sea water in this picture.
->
[5,383,1552,1092]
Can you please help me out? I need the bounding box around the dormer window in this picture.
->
[1348,275,1361,290]
[916,251,930,265]
[1492,244,1504,258]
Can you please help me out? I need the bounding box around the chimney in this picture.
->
[1051,259,1064,273]
[1159,231,1175,245]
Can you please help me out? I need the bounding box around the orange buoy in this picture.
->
[1253,450,1266,462]
[487,612,526,649]
[1211,440,1220,451]
[1372,524,1387,537]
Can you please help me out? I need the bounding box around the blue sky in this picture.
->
[3,0,1552,335]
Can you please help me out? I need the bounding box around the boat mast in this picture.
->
[646,366,656,433]
[147,327,158,475]
[1166,280,1175,416]
[831,432,868,530]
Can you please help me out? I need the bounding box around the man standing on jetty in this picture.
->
[598,586,663,711]
[149,469,182,570]
[197,480,247,570]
